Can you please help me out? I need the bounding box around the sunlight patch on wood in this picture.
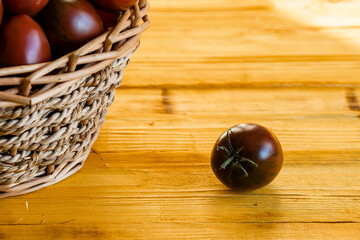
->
[270,0,360,51]
[271,0,360,27]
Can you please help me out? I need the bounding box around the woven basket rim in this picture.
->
[0,0,150,107]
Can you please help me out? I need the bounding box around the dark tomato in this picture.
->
[96,9,118,30]
[0,14,51,67]
[0,0,3,26]
[3,0,49,17]
[211,123,283,192]
[38,0,103,58]
[90,0,138,12]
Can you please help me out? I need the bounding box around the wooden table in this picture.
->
[1,0,360,239]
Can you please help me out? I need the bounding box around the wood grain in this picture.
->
[124,0,360,87]
[1,223,359,240]
[94,88,360,152]
[1,0,360,239]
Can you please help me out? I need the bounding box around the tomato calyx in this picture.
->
[216,129,258,177]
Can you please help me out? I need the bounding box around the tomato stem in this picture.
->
[219,155,235,170]
[217,128,258,177]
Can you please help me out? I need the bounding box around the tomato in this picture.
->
[96,9,118,30]
[211,123,283,192]
[38,0,103,57]
[0,0,3,26]
[90,0,138,12]
[3,0,49,17]
[0,14,51,67]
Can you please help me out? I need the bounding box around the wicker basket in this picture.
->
[0,0,150,198]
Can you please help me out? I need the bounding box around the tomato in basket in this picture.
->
[90,0,139,12]
[0,14,51,67]
[96,9,119,30]
[3,0,49,17]
[211,123,283,192]
[38,0,104,57]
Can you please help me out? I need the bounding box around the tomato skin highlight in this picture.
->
[3,0,49,17]
[211,123,283,192]
[90,0,138,12]
[0,14,51,67]
[38,0,104,58]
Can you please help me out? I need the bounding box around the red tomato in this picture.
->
[96,9,118,30]
[211,123,283,192]
[0,0,3,26]
[38,0,104,57]
[3,0,49,17]
[0,15,51,67]
[90,0,138,12]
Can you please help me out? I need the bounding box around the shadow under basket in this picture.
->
[0,0,150,199]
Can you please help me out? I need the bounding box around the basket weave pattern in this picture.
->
[0,0,149,198]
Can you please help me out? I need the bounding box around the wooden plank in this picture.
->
[2,83,359,239]
[0,150,359,240]
[95,123,360,152]
[138,10,360,58]
[94,88,360,152]
[123,1,360,87]
[3,87,357,238]
[0,150,359,217]
[150,0,272,10]
[124,58,360,88]
[1,223,359,240]
[1,1,360,239]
